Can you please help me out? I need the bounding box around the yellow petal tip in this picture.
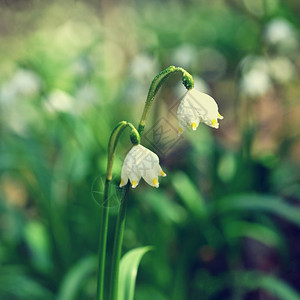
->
[161,170,167,177]
[191,122,197,130]
[212,119,218,127]
[178,127,183,134]
[218,113,224,119]
[131,180,137,188]
[152,178,159,188]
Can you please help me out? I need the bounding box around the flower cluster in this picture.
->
[120,88,223,188]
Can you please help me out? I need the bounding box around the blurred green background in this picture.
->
[1,0,300,299]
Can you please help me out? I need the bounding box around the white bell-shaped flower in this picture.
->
[119,144,166,189]
[177,88,223,134]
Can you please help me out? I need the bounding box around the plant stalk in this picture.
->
[138,66,194,135]
[109,183,130,300]
[101,66,194,300]
[96,121,130,300]
[96,179,110,300]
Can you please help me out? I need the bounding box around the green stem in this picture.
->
[97,180,110,300]
[103,66,194,300]
[96,121,139,300]
[137,66,194,135]
[109,183,130,300]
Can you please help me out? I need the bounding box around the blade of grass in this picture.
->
[234,271,300,300]
[216,194,300,227]
[58,255,97,300]
[118,246,152,300]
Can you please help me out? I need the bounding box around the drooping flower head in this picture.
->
[120,144,166,188]
[177,88,223,134]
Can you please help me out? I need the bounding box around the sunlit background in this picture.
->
[1,0,300,299]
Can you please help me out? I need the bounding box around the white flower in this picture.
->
[177,88,223,134]
[45,90,75,114]
[119,145,166,189]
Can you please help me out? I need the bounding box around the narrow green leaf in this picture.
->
[216,194,300,228]
[223,220,282,247]
[57,255,97,300]
[118,246,152,300]
[142,190,187,224]
[171,172,205,217]
[236,271,300,300]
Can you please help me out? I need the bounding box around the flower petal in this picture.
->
[152,177,159,188]
[143,168,160,187]
[218,112,224,119]
[120,166,129,187]
[177,88,222,132]
[120,144,166,189]
[155,164,167,177]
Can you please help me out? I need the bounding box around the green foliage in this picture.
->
[216,194,300,228]
[118,247,152,300]
[58,256,97,300]
[236,271,300,300]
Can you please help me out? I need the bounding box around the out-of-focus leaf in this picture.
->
[135,284,168,300]
[216,194,300,227]
[141,190,187,224]
[24,220,51,274]
[118,246,152,300]
[236,271,300,300]
[0,266,53,300]
[218,152,237,182]
[223,219,282,247]
[57,255,97,300]
[170,171,205,217]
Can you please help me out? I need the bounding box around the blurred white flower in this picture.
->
[0,69,42,135]
[239,55,272,97]
[177,88,223,134]
[0,69,41,104]
[264,18,299,52]
[172,44,197,69]
[129,54,159,82]
[126,54,159,102]
[240,56,269,74]
[120,145,166,189]
[44,90,75,114]
[240,69,272,97]
[268,57,296,83]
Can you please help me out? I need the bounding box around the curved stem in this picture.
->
[137,66,194,135]
[96,121,139,300]
[102,66,194,300]
[107,124,139,300]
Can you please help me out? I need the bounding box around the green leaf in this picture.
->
[236,271,300,300]
[142,190,187,224]
[0,266,53,300]
[171,171,205,217]
[57,255,97,300]
[216,194,300,228]
[135,285,168,300]
[223,219,282,247]
[118,246,152,300]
